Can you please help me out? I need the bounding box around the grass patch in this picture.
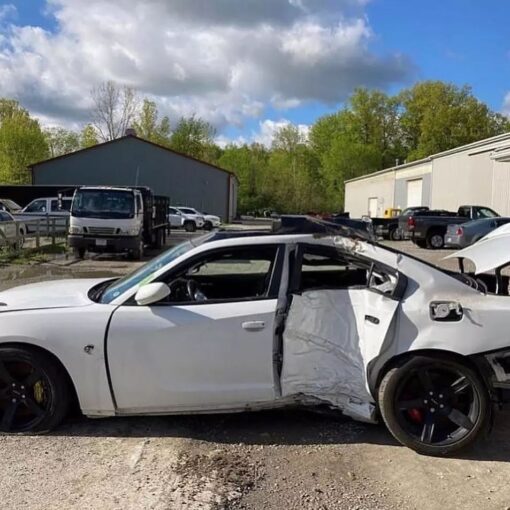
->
[0,243,68,265]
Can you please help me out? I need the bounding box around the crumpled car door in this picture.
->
[280,246,401,422]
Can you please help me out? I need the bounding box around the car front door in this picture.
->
[107,244,284,413]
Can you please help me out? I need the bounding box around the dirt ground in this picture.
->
[1,239,510,510]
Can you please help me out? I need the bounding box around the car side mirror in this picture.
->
[135,282,170,306]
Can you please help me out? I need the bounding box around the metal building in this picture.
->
[30,134,238,221]
[344,133,510,218]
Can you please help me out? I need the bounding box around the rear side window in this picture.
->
[0,212,11,222]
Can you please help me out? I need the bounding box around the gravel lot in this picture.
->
[1,239,510,510]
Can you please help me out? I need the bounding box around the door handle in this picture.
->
[365,315,380,325]
[242,321,266,331]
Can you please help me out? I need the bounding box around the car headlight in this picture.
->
[69,226,82,234]
[121,227,140,236]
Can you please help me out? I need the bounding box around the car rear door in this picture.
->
[280,244,401,419]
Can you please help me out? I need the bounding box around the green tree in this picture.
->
[170,115,216,160]
[219,143,272,213]
[399,81,510,160]
[0,99,48,184]
[133,99,171,146]
[44,127,80,157]
[80,124,99,148]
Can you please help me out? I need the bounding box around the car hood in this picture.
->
[0,278,107,313]
[445,234,510,274]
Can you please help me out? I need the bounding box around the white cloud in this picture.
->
[0,4,16,22]
[0,0,413,131]
[252,119,310,147]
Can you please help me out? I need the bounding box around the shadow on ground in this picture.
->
[47,407,510,462]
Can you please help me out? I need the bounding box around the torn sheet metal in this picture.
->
[445,233,510,274]
[280,289,374,422]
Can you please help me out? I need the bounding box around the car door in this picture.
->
[168,208,183,227]
[280,244,400,418]
[107,244,284,413]
[0,212,15,245]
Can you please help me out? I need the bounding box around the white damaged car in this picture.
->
[0,218,509,456]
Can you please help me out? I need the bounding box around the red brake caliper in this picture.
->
[408,408,423,423]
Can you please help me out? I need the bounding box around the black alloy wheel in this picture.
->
[0,347,70,433]
[379,356,489,456]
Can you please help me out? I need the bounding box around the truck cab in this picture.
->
[69,187,145,259]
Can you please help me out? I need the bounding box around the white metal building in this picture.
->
[344,133,510,218]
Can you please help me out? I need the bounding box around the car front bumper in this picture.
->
[68,235,139,253]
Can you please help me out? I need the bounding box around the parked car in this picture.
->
[2,217,510,456]
[369,207,429,241]
[0,199,23,214]
[168,206,205,232]
[21,197,73,216]
[0,211,25,248]
[402,205,499,249]
[445,217,510,248]
[176,207,221,230]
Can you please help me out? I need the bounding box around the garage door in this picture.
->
[368,197,378,218]
[406,179,423,207]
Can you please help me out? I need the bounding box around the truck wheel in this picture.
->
[130,239,144,260]
[184,221,196,233]
[378,355,490,456]
[426,231,445,249]
[74,248,85,259]
[389,227,401,241]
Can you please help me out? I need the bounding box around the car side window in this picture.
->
[161,245,279,303]
[50,200,59,212]
[0,211,11,222]
[25,200,47,213]
[296,245,398,296]
[298,247,367,292]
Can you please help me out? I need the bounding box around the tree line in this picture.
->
[1,80,508,213]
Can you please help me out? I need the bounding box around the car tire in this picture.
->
[426,231,445,249]
[130,238,144,260]
[0,346,71,433]
[184,221,196,233]
[203,221,213,231]
[378,355,490,456]
[74,248,86,259]
[389,228,401,241]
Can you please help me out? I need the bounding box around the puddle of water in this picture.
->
[0,264,124,291]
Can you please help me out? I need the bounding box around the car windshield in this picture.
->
[100,235,214,303]
[72,189,135,219]
[0,199,22,211]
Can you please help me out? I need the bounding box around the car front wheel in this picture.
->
[378,355,490,456]
[0,347,70,433]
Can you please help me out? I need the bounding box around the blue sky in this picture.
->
[1,0,509,144]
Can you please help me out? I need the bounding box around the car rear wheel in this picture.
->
[0,347,70,433]
[378,355,490,456]
[389,228,401,241]
[426,231,445,249]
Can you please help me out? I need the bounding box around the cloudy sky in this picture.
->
[0,0,509,144]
